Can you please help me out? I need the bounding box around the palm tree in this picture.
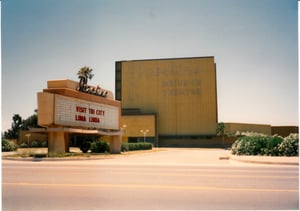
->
[77,66,94,91]
[216,122,226,148]
[3,114,23,139]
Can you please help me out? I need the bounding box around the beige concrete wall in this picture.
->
[121,115,156,137]
[16,130,48,146]
[158,136,236,147]
[18,131,48,145]
[271,126,299,137]
[119,57,217,136]
[48,131,68,154]
[37,92,55,127]
[47,79,78,90]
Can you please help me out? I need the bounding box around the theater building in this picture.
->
[116,57,218,146]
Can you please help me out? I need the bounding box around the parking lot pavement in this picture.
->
[2,147,298,166]
[92,148,232,166]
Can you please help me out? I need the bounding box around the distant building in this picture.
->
[271,126,299,137]
[224,123,272,136]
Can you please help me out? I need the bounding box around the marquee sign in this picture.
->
[77,71,109,98]
[37,78,121,154]
[55,95,119,130]
[77,83,109,97]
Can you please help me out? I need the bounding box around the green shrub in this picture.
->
[80,141,91,153]
[31,140,40,148]
[90,141,109,153]
[121,143,129,152]
[262,135,283,156]
[20,142,28,148]
[232,135,268,155]
[122,142,152,151]
[231,133,299,156]
[2,139,18,152]
[41,140,48,147]
[278,133,298,156]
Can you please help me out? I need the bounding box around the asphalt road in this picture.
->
[2,148,299,210]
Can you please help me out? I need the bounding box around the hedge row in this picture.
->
[122,142,153,152]
[90,141,109,153]
[231,133,298,156]
[80,141,153,153]
[20,141,48,148]
[2,139,48,152]
[79,141,110,153]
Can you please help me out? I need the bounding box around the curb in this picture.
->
[1,150,156,162]
[229,155,299,166]
[2,151,299,166]
[2,156,107,162]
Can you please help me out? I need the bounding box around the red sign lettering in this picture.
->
[76,106,87,113]
[75,114,86,122]
[89,117,100,123]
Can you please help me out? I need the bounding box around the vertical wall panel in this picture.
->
[117,57,217,136]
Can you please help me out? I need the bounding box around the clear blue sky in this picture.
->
[1,0,298,132]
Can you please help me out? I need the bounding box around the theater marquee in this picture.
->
[37,80,120,131]
[55,95,119,130]
[36,78,121,154]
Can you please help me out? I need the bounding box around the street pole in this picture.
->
[25,134,31,148]
[121,124,127,151]
[140,129,149,142]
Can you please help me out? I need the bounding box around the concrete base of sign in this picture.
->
[48,131,70,154]
[30,128,122,154]
[109,135,122,154]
